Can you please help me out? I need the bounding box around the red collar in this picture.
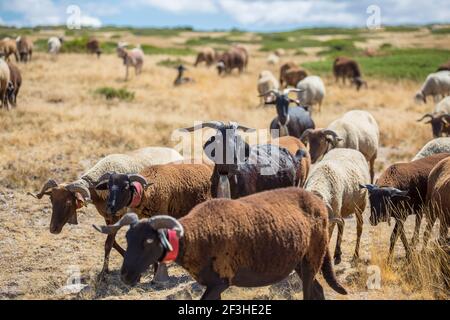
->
[162,229,180,263]
[130,182,144,208]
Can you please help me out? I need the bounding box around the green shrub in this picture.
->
[140,44,194,56]
[94,87,135,101]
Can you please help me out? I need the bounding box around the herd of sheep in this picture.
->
[1,34,450,300]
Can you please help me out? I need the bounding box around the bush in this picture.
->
[140,44,194,56]
[94,87,135,101]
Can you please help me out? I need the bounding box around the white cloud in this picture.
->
[5,0,62,26]
[79,15,102,28]
[135,0,218,13]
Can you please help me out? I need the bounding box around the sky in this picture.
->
[0,0,449,32]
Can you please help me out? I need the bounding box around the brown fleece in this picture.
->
[274,136,311,186]
[426,157,450,232]
[279,62,297,87]
[333,57,361,80]
[282,68,308,88]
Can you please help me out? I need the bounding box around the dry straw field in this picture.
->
[0,26,449,300]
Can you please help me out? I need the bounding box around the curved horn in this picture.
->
[300,128,314,143]
[178,121,224,132]
[29,179,58,199]
[229,122,256,132]
[283,88,304,96]
[95,172,112,188]
[65,182,90,201]
[148,215,184,238]
[93,212,139,235]
[127,174,148,187]
[259,89,279,98]
[417,113,434,122]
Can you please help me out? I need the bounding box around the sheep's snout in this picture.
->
[120,268,140,286]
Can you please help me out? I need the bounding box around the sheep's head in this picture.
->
[417,113,450,138]
[360,184,410,226]
[93,213,183,286]
[95,172,148,215]
[351,77,367,91]
[415,91,426,104]
[28,179,90,234]
[300,129,343,163]
[260,89,303,127]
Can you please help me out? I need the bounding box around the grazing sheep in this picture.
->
[264,89,315,139]
[15,36,33,62]
[116,43,144,80]
[28,147,183,277]
[360,153,450,261]
[216,48,246,75]
[272,136,311,187]
[296,75,326,113]
[437,60,450,72]
[425,156,450,246]
[305,148,370,264]
[281,67,308,88]
[0,38,19,62]
[0,59,10,110]
[174,65,194,86]
[267,53,280,65]
[6,62,21,107]
[333,57,367,91]
[415,71,450,103]
[86,37,102,58]
[48,37,63,56]
[412,138,450,161]
[233,45,249,69]
[194,47,216,67]
[417,113,450,138]
[179,121,304,199]
[279,61,297,87]
[94,187,348,300]
[300,110,379,183]
[257,70,279,104]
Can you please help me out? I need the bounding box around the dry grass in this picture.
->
[0,29,448,300]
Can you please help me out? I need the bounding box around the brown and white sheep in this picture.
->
[16,36,33,62]
[281,67,308,88]
[94,187,348,300]
[216,48,246,75]
[6,62,21,107]
[0,38,19,62]
[116,43,144,80]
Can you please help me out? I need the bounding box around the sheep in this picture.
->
[94,163,213,282]
[296,75,326,113]
[0,38,19,62]
[94,187,348,300]
[300,110,379,183]
[0,58,10,110]
[86,37,102,58]
[116,43,144,80]
[361,153,450,261]
[48,37,63,56]
[279,61,297,87]
[194,47,216,67]
[424,156,450,246]
[415,71,450,104]
[260,89,315,141]
[28,147,183,278]
[281,67,308,88]
[178,121,305,199]
[333,57,367,91]
[272,136,311,187]
[305,148,370,264]
[412,137,450,161]
[274,48,286,57]
[267,53,280,65]
[437,60,450,72]
[216,48,246,75]
[257,70,279,104]
[173,64,194,86]
[15,36,33,62]
[6,62,21,107]
[417,109,450,138]
[233,45,249,69]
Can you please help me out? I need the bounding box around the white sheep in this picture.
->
[0,58,10,110]
[267,53,280,65]
[434,96,450,114]
[415,71,450,104]
[296,75,326,113]
[48,37,63,56]
[257,70,279,104]
[117,43,144,80]
[412,137,450,161]
[305,148,370,265]
[301,110,379,183]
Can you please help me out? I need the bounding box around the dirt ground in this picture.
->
[0,29,448,300]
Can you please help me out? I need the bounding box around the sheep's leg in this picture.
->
[333,221,344,265]
[98,233,116,281]
[152,263,170,284]
[369,154,376,183]
[200,283,228,300]
[113,241,125,256]
[399,227,411,260]
[296,260,315,300]
[352,211,363,263]
[410,212,423,248]
[423,214,437,248]
[388,220,406,262]
[125,66,129,81]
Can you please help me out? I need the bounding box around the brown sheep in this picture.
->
[272,136,311,187]
[425,156,450,246]
[233,45,249,69]
[194,47,216,67]
[279,61,297,87]
[361,153,450,261]
[86,37,102,58]
[333,57,367,91]
[0,38,19,62]
[94,187,348,300]
[6,62,21,107]
[437,60,450,72]
[281,67,308,88]
[216,48,246,75]
[0,59,10,110]
[16,36,33,62]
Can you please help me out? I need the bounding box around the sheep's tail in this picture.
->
[321,248,348,295]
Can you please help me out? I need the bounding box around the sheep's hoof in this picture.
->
[152,264,170,285]
[334,255,342,265]
[96,269,109,282]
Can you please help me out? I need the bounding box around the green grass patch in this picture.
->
[34,38,48,52]
[302,48,450,81]
[260,34,323,51]
[384,26,421,32]
[156,58,189,68]
[131,27,193,37]
[431,27,450,34]
[94,87,135,101]
[140,44,194,56]
[317,38,362,57]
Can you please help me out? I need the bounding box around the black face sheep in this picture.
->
[300,110,379,183]
[173,65,194,86]
[15,36,33,62]
[360,153,450,261]
[28,147,183,277]
[261,88,315,139]
[179,121,305,199]
[94,187,348,300]
[305,148,370,264]
[417,113,450,138]
[6,62,21,107]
